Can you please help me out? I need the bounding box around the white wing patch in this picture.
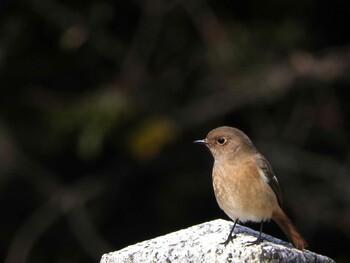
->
[259,168,279,185]
[258,168,269,184]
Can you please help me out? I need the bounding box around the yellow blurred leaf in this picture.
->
[129,117,180,160]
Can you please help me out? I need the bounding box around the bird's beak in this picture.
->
[193,139,207,145]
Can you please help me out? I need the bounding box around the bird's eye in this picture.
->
[217,137,226,145]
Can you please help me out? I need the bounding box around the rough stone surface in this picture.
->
[100,219,334,263]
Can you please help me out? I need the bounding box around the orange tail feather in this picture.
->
[272,207,308,250]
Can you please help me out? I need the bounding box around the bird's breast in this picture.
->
[212,158,277,223]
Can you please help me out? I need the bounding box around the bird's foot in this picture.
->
[220,233,237,246]
[245,236,264,247]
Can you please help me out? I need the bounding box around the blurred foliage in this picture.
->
[0,0,349,263]
[129,116,180,160]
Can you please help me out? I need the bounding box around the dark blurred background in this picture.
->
[1,0,349,262]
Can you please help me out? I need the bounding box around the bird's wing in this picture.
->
[255,154,283,208]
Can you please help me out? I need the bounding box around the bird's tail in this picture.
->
[272,207,308,250]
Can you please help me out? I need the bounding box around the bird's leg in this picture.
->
[245,222,264,246]
[221,219,238,246]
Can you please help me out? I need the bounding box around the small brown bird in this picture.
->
[194,126,307,250]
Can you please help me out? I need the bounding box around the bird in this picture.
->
[194,126,307,250]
